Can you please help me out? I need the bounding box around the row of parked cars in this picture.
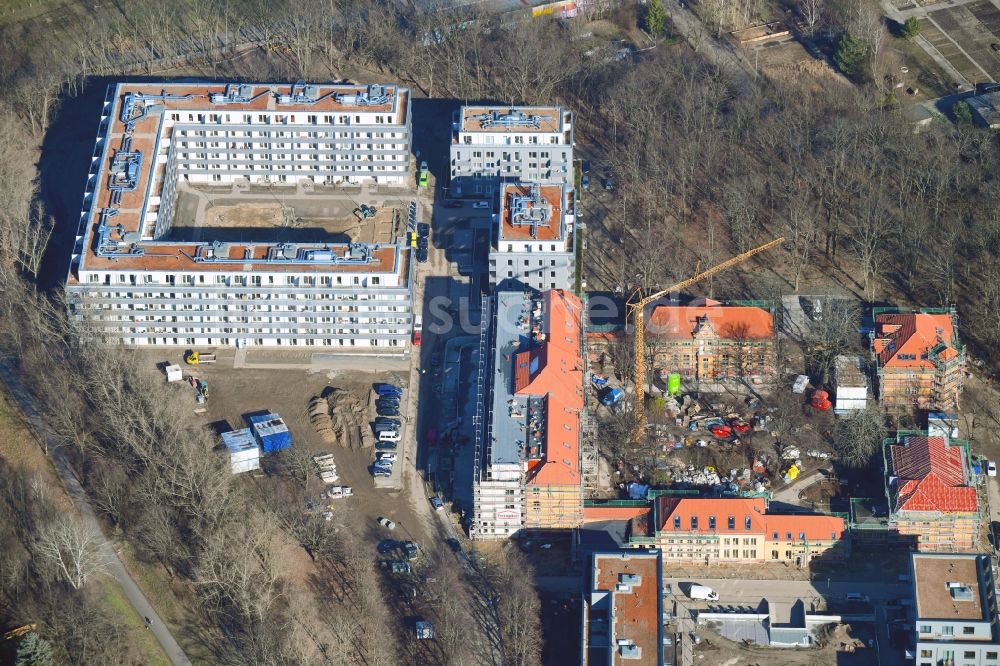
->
[372,384,404,478]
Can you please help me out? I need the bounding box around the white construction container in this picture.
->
[164,364,182,382]
[221,428,260,474]
[834,355,868,414]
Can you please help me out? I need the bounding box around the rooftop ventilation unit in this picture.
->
[210,84,256,104]
[277,81,321,105]
[119,91,193,132]
[476,109,552,130]
[508,185,552,238]
[335,84,392,107]
[948,584,974,601]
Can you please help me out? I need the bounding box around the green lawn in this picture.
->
[101,579,171,666]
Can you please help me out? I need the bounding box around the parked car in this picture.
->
[373,460,394,470]
[417,222,430,237]
[376,398,400,409]
[581,174,590,190]
[378,517,396,530]
[377,453,398,462]
[402,541,420,559]
[988,460,997,477]
[602,177,615,191]
[378,407,400,417]
[429,496,444,511]
[382,560,411,574]
[373,468,391,477]
[375,384,403,397]
[446,537,462,553]
[472,200,490,209]
[375,442,398,451]
[417,236,428,250]
[378,539,398,554]
[416,248,428,263]
[582,160,591,174]
[442,200,463,208]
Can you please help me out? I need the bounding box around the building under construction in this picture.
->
[871,308,965,412]
[471,289,585,539]
[882,434,980,552]
[66,82,417,350]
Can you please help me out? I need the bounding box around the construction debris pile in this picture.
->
[307,389,375,450]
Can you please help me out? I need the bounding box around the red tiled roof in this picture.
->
[873,313,956,369]
[657,497,768,533]
[889,436,977,513]
[656,496,845,539]
[647,299,774,340]
[521,291,584,487]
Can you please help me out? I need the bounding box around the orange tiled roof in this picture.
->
[657,496,845,540]
[647,299,774,340]
[873,313,956,369]
[521,290,584,487]
[762,513,846,541]
[889,436,977,513]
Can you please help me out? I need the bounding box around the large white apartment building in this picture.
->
[66,82,416,350]
[489,183,576,292]
[911,553,1000,666]
[449,105,574,196]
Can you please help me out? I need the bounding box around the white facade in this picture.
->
[67,82,415,350]
[449,106,574,196]
[912,553,1000,666]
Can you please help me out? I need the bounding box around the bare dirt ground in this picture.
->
[694,622,877,666]
[152,351,438,550]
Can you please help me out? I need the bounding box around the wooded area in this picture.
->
[0,0,997,662]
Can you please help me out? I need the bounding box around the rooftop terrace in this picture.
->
[913,553,988,622]
[499,183,565,242]
[459,105,564,134]
[74,82,410,279]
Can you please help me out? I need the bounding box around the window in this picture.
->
[772,532,778,539]
[728,516,735,530]
[965,651,977,659]
[942,625,954,636]
[986,651,998,659]
[745,516,751,530]
[708,516,716,529]
[786,532,792,540]
[963,626,975,635]
[918,625,931,634]
[919,650,932,658]
[799,532,806,540]
[690,516,698,530]
[673,516,681,529]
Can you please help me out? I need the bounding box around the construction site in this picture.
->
[169,185,405,245]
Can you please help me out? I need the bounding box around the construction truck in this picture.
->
[184,350,217,365]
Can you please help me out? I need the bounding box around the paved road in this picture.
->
[0,364,192,666]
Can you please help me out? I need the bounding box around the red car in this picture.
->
[412,330,422,346]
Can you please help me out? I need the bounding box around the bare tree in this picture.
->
[832,404,887,468]
[34,515,109,590]
[797,297,862,386]
[800,0,823,38]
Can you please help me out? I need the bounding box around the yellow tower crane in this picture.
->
[627,238,785,436]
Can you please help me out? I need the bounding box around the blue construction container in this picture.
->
[247,412,292,453]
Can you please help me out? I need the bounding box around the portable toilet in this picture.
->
[248,412,292,453]
[221,428,260,474]
[667,373,682,396]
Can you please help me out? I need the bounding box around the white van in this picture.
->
[379,430,402,443]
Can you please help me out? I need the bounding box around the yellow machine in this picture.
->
[183,350,217,365]
[627,238,785,439]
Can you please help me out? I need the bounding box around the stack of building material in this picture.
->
[164,364,183,382]
[248,412,292,453]
[221,428,260,474]
[313,454,339,483]
[834,355,868,414]
[309,395,337,444]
